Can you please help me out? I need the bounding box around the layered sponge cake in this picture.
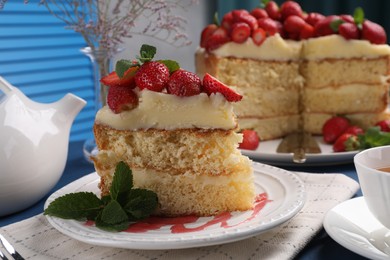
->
[93,45,254,217]
[196,1,390,141]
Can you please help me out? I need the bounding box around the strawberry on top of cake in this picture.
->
[93,44,254,217]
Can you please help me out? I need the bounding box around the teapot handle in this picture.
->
[0,76,14,95]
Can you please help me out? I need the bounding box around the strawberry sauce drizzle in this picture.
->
[124,192,271,234]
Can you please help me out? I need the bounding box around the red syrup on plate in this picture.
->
[84,193,271,234]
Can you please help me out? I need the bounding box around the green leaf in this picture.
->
[261,0,270,8]
[95,209,129,232]
[353,7,365,25]
[330,19,344,32]
[138,44,156,63]
[110,161,133,201]
[123,189,158,220]
[358,127,390,149]
[44,192,102,219]
[115,59,139,78]
[213,12,220,26]
[158,59,180,74]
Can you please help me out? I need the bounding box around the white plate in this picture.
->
[324,197,390,260]
[45,162,306,250]
[241,136,358,166]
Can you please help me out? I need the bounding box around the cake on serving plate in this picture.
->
[196,0,390,141]
[93,44,255,217]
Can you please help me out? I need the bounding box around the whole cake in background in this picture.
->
[93,44,255,217]
[196,0,390,141]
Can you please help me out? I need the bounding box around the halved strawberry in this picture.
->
[166,69,202,96]
[203,73,242,102]
[339,22,360,40]
[265,1,281,20]
[252,28,267,45]
[231,22,251,43]
[283,15,307,33]
[250,8,268,19]
[280,0,303,20]
[221,12,234,31]
[362,20,387,45]
[239,130,260,150]
[200,24,218,48]
[100,66,138,88]
[135,61,169,92]
[107,85,138,114]
[300,23,315,39]
[305,12,325,26]
[205,27,230,51]
[257,17,281,36]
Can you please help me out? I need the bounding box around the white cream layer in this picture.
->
[208,34,390,61]
[95,89,236,130]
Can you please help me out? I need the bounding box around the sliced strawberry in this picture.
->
[283,15,307,33]
[322,116,350,144]
[100,67,138,88]
[333,133,359,152]
[250,8,268,19]
[362,20,387,44]
[205,27,230,51]
[314,15,339,37]
[203,73,242,102]
[300,23,315,39]
[233,12,258,31]
[135,61,169,92]
[339,22,360,40]
[166,69,202,96]
[221,12,234,31]
[232,9,250,22]
[231,22,251,43]
[265,1,281,21]
[344,125,364,136]
[340,14,354,23]
[375,120,390,132]
[252,28,267,45]
[107,85,138,114]
[280,1,303,20]
[257,17,281,36]
[200,24,218,48]
[305,12,325,26]
[239,130,260,150]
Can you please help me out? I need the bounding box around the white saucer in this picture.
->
[324,197,390,260]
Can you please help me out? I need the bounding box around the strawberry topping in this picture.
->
[100,67,138,88]
[166,69,202,96]
[239,130,260,150]
[231,22,251,43]
[203,73,242,102]
[107,85,138,114]
[135,61,170,92]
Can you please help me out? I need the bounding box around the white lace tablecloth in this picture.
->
[0,172,359,260]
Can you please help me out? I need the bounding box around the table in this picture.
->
[0,141,367,259]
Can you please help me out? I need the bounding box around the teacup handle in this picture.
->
[0,76,14,95]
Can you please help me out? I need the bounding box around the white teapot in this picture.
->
[0,77,86,216]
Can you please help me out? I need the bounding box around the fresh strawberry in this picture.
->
[107,85,138,114]
[344,125,364,136]
[333,133,359,152]
[233,11,258,31]
[300,23,315,39]
[203,73,242,102]
[340,14,354,23]
[205,27,230,51]
[250,8,268,19]
[231,22,251,43]
[252,28,267,45]
[258,17,281,36]
[314,15,339,37]
[232,9,250,22]
[135,61,169,92]
[305,12,325,26]
[280,1,303,20]
[200,24,218,48]
[283,15,307,33]
[339,22,360,40]
[362,20,387,44]
[221,12,234,31]
[265,1,281,20]
[166,69,202,96]
[375,120,390,132]
[239,130,260,150]
[322,116,350,144]
[100,67,138,88]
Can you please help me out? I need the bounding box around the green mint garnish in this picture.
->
[353,7,365,26]
[158,59,180,73]
[261,0,270,8]
[137,44,157,63]
[115,59,139,78]
[358,126,390,149]
[213,12,220,26]
[44,161,158,232]
[330,19,344,32]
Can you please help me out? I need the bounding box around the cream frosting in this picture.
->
[95,89,236,130]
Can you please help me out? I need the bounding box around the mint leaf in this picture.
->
[115,59,139,78]
[138,44,156,63]
[159,59,180,73]
[95,210,129,232]
[330,19,344,32]
[353,7,365,25]
[44,192,102,219]
[110,161,133,201]
[100,200,129,224]
[123,189,158,220]
[213,12,220,26]
[358,127,390,149]
[261,0,270,8]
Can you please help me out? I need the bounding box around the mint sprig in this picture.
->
[44,161,158,232]
[358,126,390,149]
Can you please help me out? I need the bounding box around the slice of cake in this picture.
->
[93,45,255,217]
[196,2,390,142]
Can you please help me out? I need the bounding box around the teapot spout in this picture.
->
[0,76,14,95]
[56,93,87,124]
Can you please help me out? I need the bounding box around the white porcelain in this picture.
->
[241,136,358,166]
[324,197,390,260]
[45,162,306,250]
[0,77,86,216]
[354,145,390,230]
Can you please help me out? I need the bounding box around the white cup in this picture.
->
[354,145,390,229]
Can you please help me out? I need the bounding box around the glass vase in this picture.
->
[81,46,122,163]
